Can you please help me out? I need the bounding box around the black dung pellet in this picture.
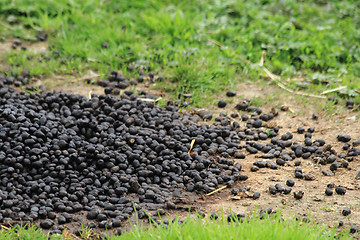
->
[253,192,261,199]
[342,208,351,216]
[335,187,346,195]
[325,188,333,196]
[286,179,295,187]
[218,100,227,108]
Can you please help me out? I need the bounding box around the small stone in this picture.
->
[322,170,334,176]
[304,173,314,181]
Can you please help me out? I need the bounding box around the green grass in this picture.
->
[109,213,354,240]
[0,214,355,240]
[0,224,58,240]
[1,0,360,106]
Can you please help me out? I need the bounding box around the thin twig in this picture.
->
[138,97,162,102]
[0,224,9,230]
[188,139,196,155]
[277,82,326,99]
[206,185,227,196]
[259,50,265,66]
[321,86,347,95]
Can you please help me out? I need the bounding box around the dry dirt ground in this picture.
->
[1,39,360,235]
[36,77,360,234]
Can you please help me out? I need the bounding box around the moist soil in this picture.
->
[1,40,360,237]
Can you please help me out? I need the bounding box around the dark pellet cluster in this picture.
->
[0,86,252,231]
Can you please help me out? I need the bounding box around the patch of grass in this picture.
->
[321,203,335,212]
[1,0,360,106]
[0,224,49,240]
[115,213,353,240]
[0,213,355,240]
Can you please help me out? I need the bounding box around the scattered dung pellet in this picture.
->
[303,217,310,223]
[230,112,239,118]
[312,113,318,120]
[327,183,335,188]
[294,160,301,166]
[269,186,277,195]
[328,97,338,105]
[307,127,315,133]
[295,171,303,179]
[253,119,262,128]
[325,188,333,196]
[275,184,283,193]
[337,134,351,142]
[346,100,354,109]
[252,192,261,200]
[226,91,236,97]
[241,114,249,121]
[197,211,206,218]
[338,221,344,227]
[218,100,227,108]
[342,208,351,216]
[210,213,219,220]
[297,127,305,134]
[251,166,259,172]
[40,220,54,229]
[235,101,248,111]
[353,139,360,147]
[283,187,292,195]
[276,158,285,166]
[350,225,358,233]
[286,179,295,187]
[335,187,346,195]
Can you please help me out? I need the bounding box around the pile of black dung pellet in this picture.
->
[0,83,359,234]
[0,86,249,232]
